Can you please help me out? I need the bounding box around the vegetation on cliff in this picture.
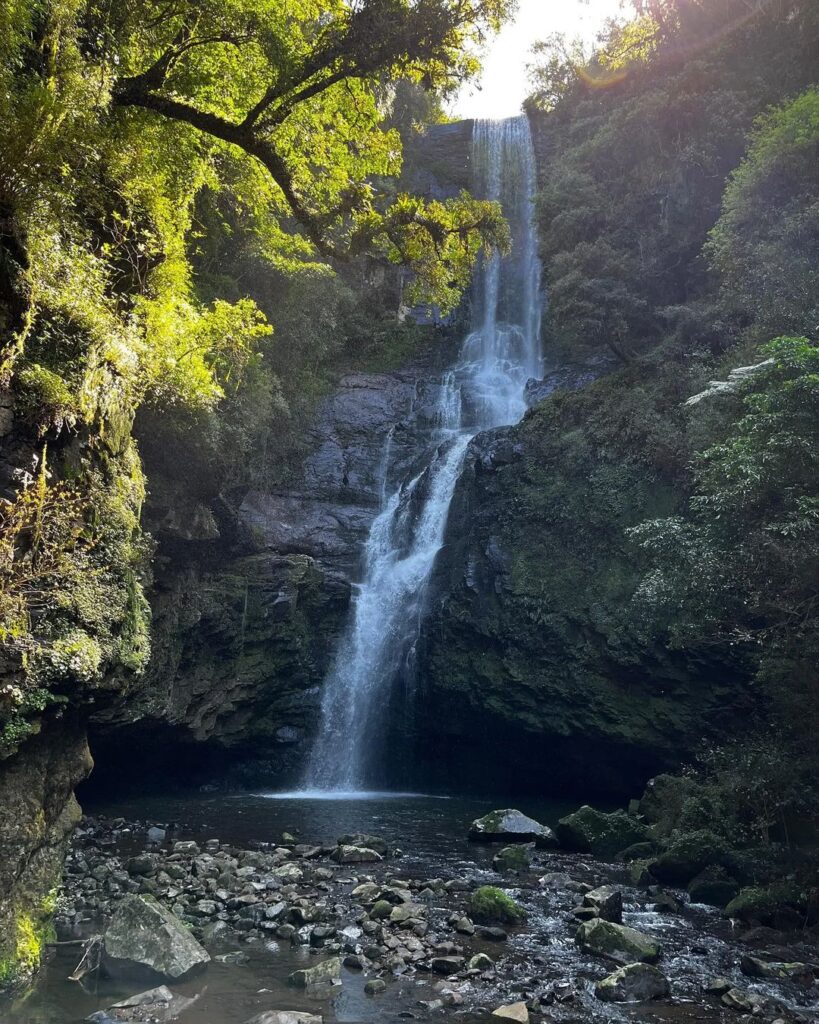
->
[0,0,514,986]
[424,0,818,832]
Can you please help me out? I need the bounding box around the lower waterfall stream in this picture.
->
[306,116,543,792]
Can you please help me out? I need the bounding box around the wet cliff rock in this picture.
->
[416,366,753,798]
[0,719,91,984]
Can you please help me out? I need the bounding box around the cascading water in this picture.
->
[305,115,542,793]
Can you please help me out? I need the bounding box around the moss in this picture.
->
[469,886,526,925]
[0,908,55,990]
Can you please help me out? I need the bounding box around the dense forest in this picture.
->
[0,0,817,1019]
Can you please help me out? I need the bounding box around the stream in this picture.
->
[6,791,817,1024]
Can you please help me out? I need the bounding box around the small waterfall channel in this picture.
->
[304,116,542,793]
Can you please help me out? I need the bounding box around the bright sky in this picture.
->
[450,0,625,119]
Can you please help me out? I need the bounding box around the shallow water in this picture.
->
[6,790,818,1024]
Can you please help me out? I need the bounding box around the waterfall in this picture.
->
[304,115,542,793]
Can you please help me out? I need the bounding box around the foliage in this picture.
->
[707,88,819,337]
[527,0,819,362]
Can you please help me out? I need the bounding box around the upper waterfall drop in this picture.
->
[304,115,542,793]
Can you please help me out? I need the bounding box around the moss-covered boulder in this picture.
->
[724,881,804,925]
[648,830,726,884]
[493,845,532,873]
[556,806,651,859]
[469,886,526,925]
[576,919,661,964]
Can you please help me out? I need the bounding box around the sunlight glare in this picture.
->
[451,0,625,119]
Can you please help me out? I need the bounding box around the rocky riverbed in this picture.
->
[3,792,817,1024]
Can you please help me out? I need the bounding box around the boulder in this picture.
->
[103,895,210,981]
[469,809,557,847]
[469,886,526,925]
[740,955,814,984]
[330,845,382,864]
[287,958,341,989]
[687,865,739,907]
[364,979,386,995]
[468,953,494,971]
[337,833,387,855]
[556,806,650,859]
[648,830,725,885]
[100,986,198,1023]
[583,885,623,923]
[493,845,532,872]
[721,988,753,1012]
[491,1001,529,1022]
[724,881,803,924]
[431,956,465,974]
[575,919,661,964]
[595,963,670,1002]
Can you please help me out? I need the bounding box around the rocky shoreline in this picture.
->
[27,794,818,1024]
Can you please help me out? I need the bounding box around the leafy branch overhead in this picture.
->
[108,0,513,302]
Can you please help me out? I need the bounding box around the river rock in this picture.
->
[556,806,650,859]
[103,895,210,981]
[595,963,670,1002]
[722,988,754,1012]
[704,977,733,995]
[468,809,557,847]
[431,955,465,974]
[287,957,341,989]
[491,1001,529,1022]
[244,1014,323,1024]
[337,834,388,855]
[493,845,532,872]
[351,882,381,901]
[468,953,494,971]
[331,845,382,864]
[364,978,386,995]
[575,919,661,964]
[740,955,814,983]
[583,885,623,923]
[99,985,198,1023]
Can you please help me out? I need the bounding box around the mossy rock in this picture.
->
[619,841,659,862]
[369,900,393,920]
[469,886,526,925]
[556,805,651,859]
[724,881,803,924]
[648,830,726,885]
[493,845,532,873]
[575,918,661,964]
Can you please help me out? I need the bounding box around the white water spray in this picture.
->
[305,116,542,791]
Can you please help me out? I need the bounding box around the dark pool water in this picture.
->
[5,790,818,1024]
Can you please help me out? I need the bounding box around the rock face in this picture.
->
[595,963,670,1002]
[416,366,754,797]
[0,720,91,987]
[103,895,211,981]
[89,344,461,787]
